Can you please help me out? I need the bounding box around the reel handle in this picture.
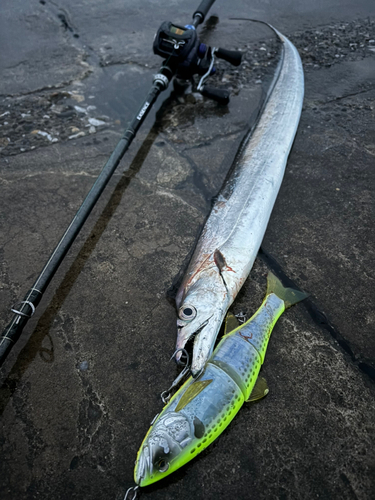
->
[216,47,242,66]
[193,0,216,23]
[200,86,230,105]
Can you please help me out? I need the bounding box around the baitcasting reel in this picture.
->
[153,20,242,105]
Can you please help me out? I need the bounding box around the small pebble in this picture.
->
[38,130,54,141]
[69,131,85,140]
[74,105,86,114]
[78,361,89,371]
[88,118,106,127]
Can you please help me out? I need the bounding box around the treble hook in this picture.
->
[235,311,247,324]
[124,485,140,500]
[160,348,190,404]
[171,347,189,367]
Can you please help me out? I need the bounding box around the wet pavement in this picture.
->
[1,1,375,499]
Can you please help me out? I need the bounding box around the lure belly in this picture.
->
[175,25,305,375]
[134,273,307,487]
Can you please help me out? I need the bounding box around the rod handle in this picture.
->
[193,0,216,24]
[200,86,230,105]
[216,47,242,67]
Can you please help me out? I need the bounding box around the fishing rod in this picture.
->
[0,0,242,367]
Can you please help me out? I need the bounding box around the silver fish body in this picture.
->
[176,27,304,375]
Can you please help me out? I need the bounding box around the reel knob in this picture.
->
[200,86,230,105]
[216,47,242,66]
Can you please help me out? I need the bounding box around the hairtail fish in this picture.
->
[175,24,304,375]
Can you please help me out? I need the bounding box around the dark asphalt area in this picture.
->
[0,1,374,499]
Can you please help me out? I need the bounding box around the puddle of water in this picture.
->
[67,18,281,127]
[80,65,166,126]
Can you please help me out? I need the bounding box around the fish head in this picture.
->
[176,279,229,375]
[134,411,195,486]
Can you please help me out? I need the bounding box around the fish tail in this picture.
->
[266,272,308,308]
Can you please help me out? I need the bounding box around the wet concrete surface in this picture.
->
[1,1,375,499]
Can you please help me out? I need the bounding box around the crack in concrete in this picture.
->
[36,322,115,473]
[324,86,375,103]
[77,376,113,457]
[47,0,79,37]
[42,0,106,68]
[0,167,110,182]
[3,60,29,71]
[181,129,246,152]
[153,186,202,213]
[177,150,213,206]
[1,230,25,250]
[1,1,96,99]
[0,69,93,99]
[259,247,375,383]
[132,176,201,212]
[99,59,157,70]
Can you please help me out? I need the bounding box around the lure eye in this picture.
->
[157,458,169,473]
[179,305,197,321]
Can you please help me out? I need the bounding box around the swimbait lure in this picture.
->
[175,25,304,375]
[134,273,307,486]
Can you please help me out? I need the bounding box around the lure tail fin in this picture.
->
[266,272,308,308]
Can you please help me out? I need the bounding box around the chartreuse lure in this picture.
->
[134,273,307,487]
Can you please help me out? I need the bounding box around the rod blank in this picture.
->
[0,0,218,368]
[193,0,216,23]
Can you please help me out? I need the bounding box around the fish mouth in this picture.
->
[190,312,226,375]
[135,445,150,486]
[135,440,174,486]
[175,311,225,375]
[175,319,210,363]
[135,412,195,486]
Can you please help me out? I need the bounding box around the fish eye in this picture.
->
[179,305,197,321]
[157,458,169,473]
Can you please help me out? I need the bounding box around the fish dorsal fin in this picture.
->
[175,379,212,412]
[246,376,269,402]
[224,312,240,336]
